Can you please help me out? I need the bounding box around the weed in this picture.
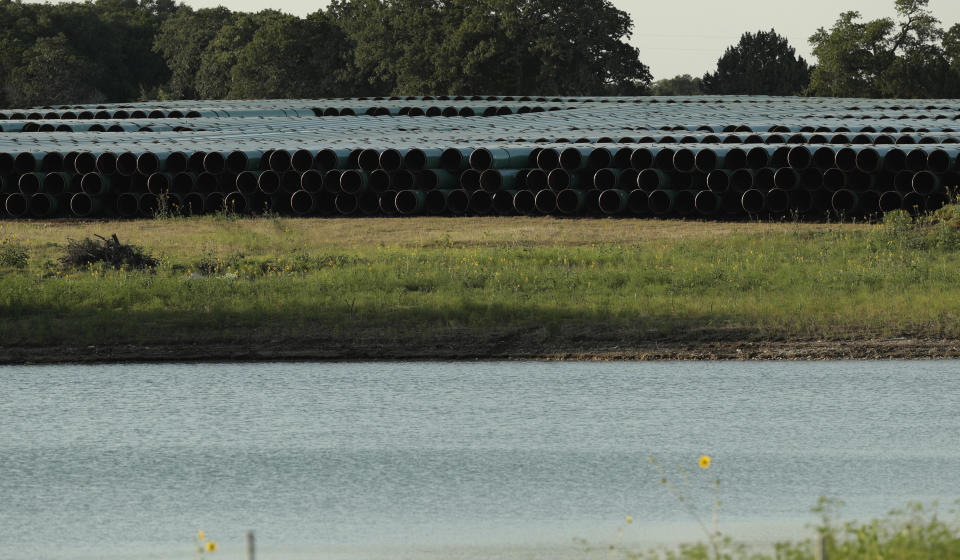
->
[60,234,158,270]
[0,237,29,269]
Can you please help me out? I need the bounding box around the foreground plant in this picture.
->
[194,529,217,559]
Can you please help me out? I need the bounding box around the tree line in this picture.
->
[0,0,650,106]
[0,0,958,107]
[652,0,960,98]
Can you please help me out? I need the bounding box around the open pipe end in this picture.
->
[741,189,766,214]
[41,173,68,195]
[469,190,493,214]
[593,169,618,190]
[556,189,584,215]
[203,152,226,175]
[746,148,769,169]
[536,149,560,171]
[447,190,470,214]
[379,149,403,172]
[598,189,627,215]
[269,150,293,172]
[81,173,108,196]
[694,150,718,173]
[426,190,448,215]
[707,170,730,192]
[627,190,648,215]
[637,169,665,191]
[559,148,584,171]
[534,189,556,214]
[765,188,790,213]
[226,151,250,174]
[695,190,720,215]
[912,171,940,195]
[831,189,861,214]
[5,193,28,217]
[588,148,612,170]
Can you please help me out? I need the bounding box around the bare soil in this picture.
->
[2,335,958,364]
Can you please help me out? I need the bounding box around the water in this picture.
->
[1,361,959,559]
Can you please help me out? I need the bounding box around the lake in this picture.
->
[1,360,958,559]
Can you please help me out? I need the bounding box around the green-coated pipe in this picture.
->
[598,189,628,215]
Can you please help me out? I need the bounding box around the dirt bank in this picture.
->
[2,336,958,364]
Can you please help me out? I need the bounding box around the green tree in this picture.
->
[328,0,445,95]
[329,0,651,96]
[702,30,810,95]
[229,11,352,98]
[7,33,102,105]
[650,74,703,96]
[194,11,280,99]
[154,6,233,99]
[807,0,951,98]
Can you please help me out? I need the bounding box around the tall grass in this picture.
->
[1,214,959,349]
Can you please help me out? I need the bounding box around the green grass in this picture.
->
[1,212,960,353]
[603,499,960,559]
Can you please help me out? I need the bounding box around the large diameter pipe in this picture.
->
[480,169,519,192]
[69,192,102,217]
[548,169,580,191]
[648,189,676,215]
[115,193,140,217]
[765,188,790,213]
[404,148,443,171]
[694,190,722,216]
[426,189,451,215]
[30,193,60,218]
[5,193,29,217]
[469,190,493,214]
[470,148,531,170]
[831,189,861,215]
[627,189,648,215]
[559,147,591,171]
[395,189,425,214]
[637,169,670,191]
[911,171,942,195]
[556,189,585,215]
[534,189,556,214]
[513,190,536,214]
[491,190,517,215]
[741,189,765,214]
[598,189,628,215]
[446,190,470,215]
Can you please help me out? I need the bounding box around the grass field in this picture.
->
[2,211,960,361]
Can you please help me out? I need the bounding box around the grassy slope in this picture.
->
[1,215,959,358]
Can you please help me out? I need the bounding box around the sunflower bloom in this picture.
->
[626,516,633,524]
[206,541,217,553]
[698,455,711,469]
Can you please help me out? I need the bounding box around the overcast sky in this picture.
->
[24,0,960,80]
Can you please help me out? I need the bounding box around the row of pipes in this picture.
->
[1,96,959,220]
[1,143,957,219]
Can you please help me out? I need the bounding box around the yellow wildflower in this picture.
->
[699,455,711,469]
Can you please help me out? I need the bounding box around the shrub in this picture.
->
[0,237,29,269]
[60,234,158,270]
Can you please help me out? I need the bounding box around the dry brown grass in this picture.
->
[0,216,869,260]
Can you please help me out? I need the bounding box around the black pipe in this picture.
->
[447,190,470,215]
[741,189,765,214]
[534,189,556,214]
[513,190,535,214]
[627,189,648,215]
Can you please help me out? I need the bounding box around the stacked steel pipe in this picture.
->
[2,96,959,219]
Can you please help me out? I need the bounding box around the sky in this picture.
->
[22,0,960,80]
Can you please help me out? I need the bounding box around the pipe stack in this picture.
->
[1,96,959,219]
